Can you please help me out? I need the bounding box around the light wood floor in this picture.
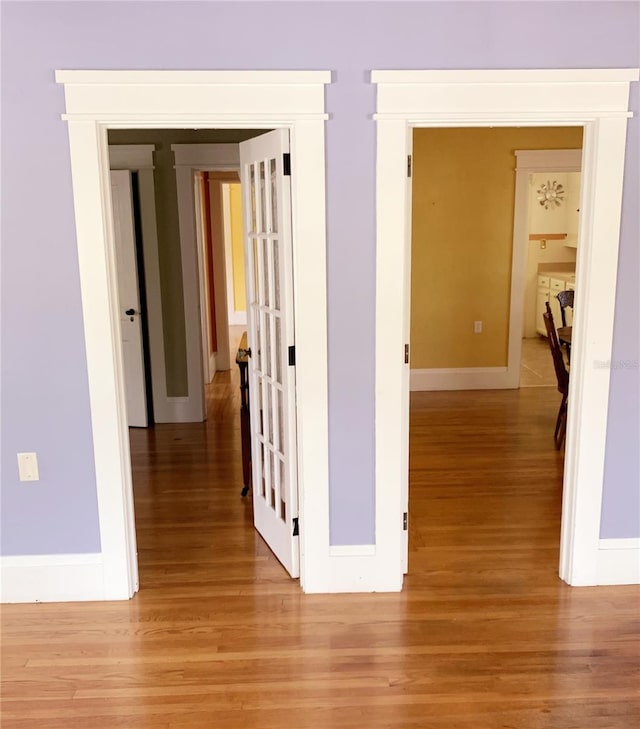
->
[2,373,639,728]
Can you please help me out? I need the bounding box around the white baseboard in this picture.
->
[410,366,510,391]
[596,538,640,585]
[302,553,402,593]
[209,352,217,382]
[154,396,203,423]
[1,553,104,603]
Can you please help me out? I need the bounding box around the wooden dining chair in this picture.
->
[556,289,574,327]
[543,301,569,449]
[556,289,575,362]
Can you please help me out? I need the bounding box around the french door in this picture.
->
[240,129,299,577]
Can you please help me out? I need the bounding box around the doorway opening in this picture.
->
[407,127,583,587]
[372,69,636,589]
[106,128,303,587]
[56,70,331,599]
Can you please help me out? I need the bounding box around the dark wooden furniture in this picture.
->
[556,289,574,326]
[556,289,575,361]
[236,332,252,496]
[557,326,572,346]
[543,302,570,449]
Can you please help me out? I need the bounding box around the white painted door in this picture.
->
[110,170,148,427]
[240,129,299,578]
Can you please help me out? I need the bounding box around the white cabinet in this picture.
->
[549,277,565,328]
[536,284,550,335]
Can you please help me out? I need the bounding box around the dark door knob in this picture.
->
[125,309,136,316]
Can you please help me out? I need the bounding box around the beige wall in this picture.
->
[410,127,583,369]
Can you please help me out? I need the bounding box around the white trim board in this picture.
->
[192,169,215,384]
[599,538,640,550]
[596,540,640,585]
[410,367,509,391]
[0,554,104,603]
[373,68,639,590]
[55,70,335,598]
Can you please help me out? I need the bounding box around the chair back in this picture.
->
[556,289,574,327]
[543,301,569,395]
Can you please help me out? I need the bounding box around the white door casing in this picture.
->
[110,170,148,427]
[241,129,299,577]
[56,71,333,599]
[195,173,211,381]
[192,172,215,383]
[373,69,639,587]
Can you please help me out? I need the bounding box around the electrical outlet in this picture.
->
[17,452,39,482]
[474,321,483,334]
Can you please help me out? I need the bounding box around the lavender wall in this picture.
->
[1,2,638,555]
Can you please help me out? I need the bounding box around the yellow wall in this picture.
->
[228,184,246,312]
[410,127,583,369]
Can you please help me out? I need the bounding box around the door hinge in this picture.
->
[407,154,412,178]
[283,153,291,176]
[404,343,409,364]
[288,345,296,366]
[293,517,299,536]
[403,512,408,531]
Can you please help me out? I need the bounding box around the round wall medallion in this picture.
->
[537,180,565,209]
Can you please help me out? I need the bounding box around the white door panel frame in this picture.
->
[372,69,638,588]
[56,71,332,599]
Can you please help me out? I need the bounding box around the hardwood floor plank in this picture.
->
[2,374,638,728]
